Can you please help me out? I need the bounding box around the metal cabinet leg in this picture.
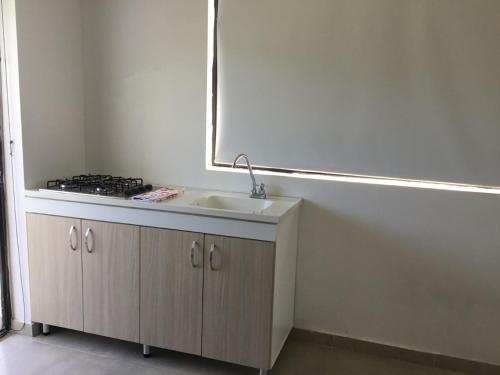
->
[42,324,50,336]
[259,369,268,375]
[143,344,151,358]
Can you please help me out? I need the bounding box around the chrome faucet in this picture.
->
[232,154,267,199]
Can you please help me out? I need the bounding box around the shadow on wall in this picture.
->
[294,197,500,361]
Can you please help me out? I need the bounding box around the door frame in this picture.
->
[0,3,11,331]
[0,132,11,336]
[0,0,26,336]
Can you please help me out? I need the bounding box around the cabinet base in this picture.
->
[143,344,151,358]
[42,324,50,336]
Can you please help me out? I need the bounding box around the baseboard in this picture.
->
[10,320,42,337]
[290,328,500,375]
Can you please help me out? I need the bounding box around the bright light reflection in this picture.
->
[205,0,215,170]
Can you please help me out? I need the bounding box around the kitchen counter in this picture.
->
[24,187,302,241]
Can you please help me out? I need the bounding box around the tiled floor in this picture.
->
[0,328,469,375]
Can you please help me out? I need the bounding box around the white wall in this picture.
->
[8,0,500,366]
[16,0,86,188]
[82,0,204,177]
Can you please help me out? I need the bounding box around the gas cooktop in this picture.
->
[40,174,153,199]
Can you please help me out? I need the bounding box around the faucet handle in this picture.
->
[250,183,267,199]
[257,183,267,198]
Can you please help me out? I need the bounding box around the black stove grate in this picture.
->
[46,175,150,197]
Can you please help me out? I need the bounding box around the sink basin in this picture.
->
[190,195,273,214]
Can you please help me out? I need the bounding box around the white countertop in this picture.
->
[25,187,302,224]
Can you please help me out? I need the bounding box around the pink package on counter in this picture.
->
[131,187,178,203]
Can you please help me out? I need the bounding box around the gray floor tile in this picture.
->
[0,329,472,375]
[324,347,468,375]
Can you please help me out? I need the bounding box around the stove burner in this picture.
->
[46,174,151,198]
[60,182,79,190]
[94,186,109,194]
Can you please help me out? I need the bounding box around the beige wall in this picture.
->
[16,0,86,188]
[13,0,500,365]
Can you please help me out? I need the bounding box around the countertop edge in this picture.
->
[24,189,302,225]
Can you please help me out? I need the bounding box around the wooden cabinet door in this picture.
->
[27,214,83,331]
[140,228,204,355]
[202,235,275,369]
[82,220,140,342]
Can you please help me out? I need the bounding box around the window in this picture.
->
[208,0,500,191]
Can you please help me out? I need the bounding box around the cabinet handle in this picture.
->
[190,241,199,268]
[69,225,78,251]
[84,228,94,253]
[209,244,217,271]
